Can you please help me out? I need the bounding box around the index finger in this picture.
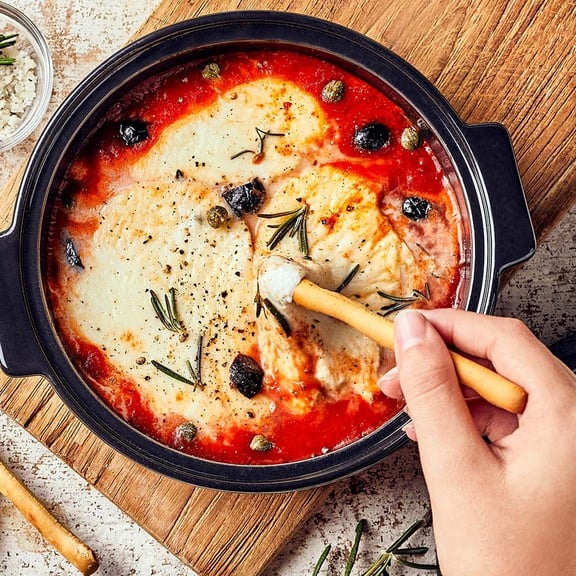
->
[419,309,576,399]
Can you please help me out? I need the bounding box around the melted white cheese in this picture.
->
[52,76,435,443]
[258,255,306,306]
[130,78,327,187]
[57,178,275,437]
[253,164,418,403]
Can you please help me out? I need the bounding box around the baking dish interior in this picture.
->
[19,18,492,490]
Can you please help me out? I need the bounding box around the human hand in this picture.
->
[379,309,576,576]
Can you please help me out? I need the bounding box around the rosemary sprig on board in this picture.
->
[363,513,438,575]
[311,544,332,576]
[0,33,18,65]
[345,519,366,576]
[259,204,310,256]
[313,512,438,575]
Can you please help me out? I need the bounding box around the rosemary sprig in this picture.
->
[150,288,187,335]
[377,282,431,316]
[345,519,366,576]
[231,126,285,160]
[185,358,203,391]
[255,281,264,319]
[312,544,331,576]
[0,33,18,47]
[336,264,360,293]
[312,511,438,576]
[254,282,292,337]
[194,334,203,386]
[362,513,438,575]
[263,297,291,337]
[259,204,310,256]
[151,360,197,387]
[412,283,431,301]
[0,33,18,65]
[152,336,204,390]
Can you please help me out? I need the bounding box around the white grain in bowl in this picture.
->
[0,41,38,140]
[0,2,52,151]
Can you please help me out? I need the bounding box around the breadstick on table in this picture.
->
[292,278,528,414]
[0,458,99,575]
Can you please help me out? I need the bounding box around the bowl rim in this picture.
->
[17,11,499,491]
[0,0,53,151]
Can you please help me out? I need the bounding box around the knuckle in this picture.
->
[500,316,531,338]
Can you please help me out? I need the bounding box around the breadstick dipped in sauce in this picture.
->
[258,255,528,414]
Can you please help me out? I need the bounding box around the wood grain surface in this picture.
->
[0,1,574,575]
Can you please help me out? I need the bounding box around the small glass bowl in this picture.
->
[0,1,53,151]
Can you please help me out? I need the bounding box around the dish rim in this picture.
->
[11,11,523,491]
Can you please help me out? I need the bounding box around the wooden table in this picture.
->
[0,1,574,575]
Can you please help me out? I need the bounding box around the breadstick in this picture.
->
[0,458,99,575]
[293,278,527,414]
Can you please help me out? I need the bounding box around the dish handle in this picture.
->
[0,225,48,377]
[464,123,536,273]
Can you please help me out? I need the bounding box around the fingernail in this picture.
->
[394,310,427,352]
[378,366,398,385]
[401,421,414,433]
[401,421,417,441]
[377,366,401,398]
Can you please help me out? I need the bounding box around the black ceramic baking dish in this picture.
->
[0,12,535,492]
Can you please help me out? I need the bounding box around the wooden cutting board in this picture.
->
[0,1,574,575]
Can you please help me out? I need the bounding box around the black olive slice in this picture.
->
[119,120,149,146]
[353,122,390,152]
[64,238,84,269]
[230,354,264,398]
[402,196,431,221]
[222,178,267,218]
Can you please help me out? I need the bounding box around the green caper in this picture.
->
[177,422,198,443]
[249,434,274,452]
[206,205,229,228]
[202,62,220,80]
[400,126,421,150]
[321,79,345,103]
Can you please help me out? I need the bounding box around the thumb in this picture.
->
[394,310,490,480]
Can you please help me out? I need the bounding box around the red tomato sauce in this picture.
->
[62,334,402,464]
[47,49,462,465]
